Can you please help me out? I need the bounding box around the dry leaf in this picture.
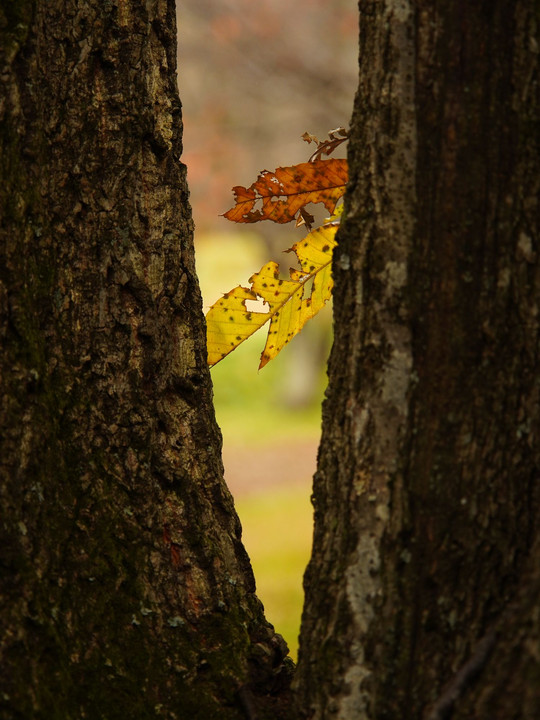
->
[223,158,347,225]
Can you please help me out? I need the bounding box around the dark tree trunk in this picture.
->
[297,1,540,718]
[0,2,291,718]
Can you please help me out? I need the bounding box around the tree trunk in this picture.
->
[297,1,540,718]
[0,3,291,718]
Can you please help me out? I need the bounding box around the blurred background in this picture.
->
[178,0,357,658]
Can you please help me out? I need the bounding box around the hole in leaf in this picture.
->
[245,297,267,313]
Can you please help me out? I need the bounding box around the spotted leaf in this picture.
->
[223,158,347,225]
[206,222,338,368]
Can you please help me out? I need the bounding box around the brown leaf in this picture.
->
[295,206,315,231]
[223,158,348,225]
[302,131,319,145]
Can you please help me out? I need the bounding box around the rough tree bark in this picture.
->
[0,2,291,718]
[297,1,539,719]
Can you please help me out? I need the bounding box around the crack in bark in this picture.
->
[425,630,497,720]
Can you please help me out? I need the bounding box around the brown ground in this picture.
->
[222,439,319,497]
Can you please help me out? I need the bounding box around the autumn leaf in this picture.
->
[223,158,348,225]
[206,222,338,369]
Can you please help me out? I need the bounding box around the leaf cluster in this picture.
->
[206,128,349,369]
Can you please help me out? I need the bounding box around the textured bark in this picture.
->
[297,1,540,718]
[0,3,292,718]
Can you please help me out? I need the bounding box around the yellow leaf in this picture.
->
[206,223,338,369]
[223,158,348,225]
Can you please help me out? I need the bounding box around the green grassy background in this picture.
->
[197,231,330,659]
[236,486,313,659]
